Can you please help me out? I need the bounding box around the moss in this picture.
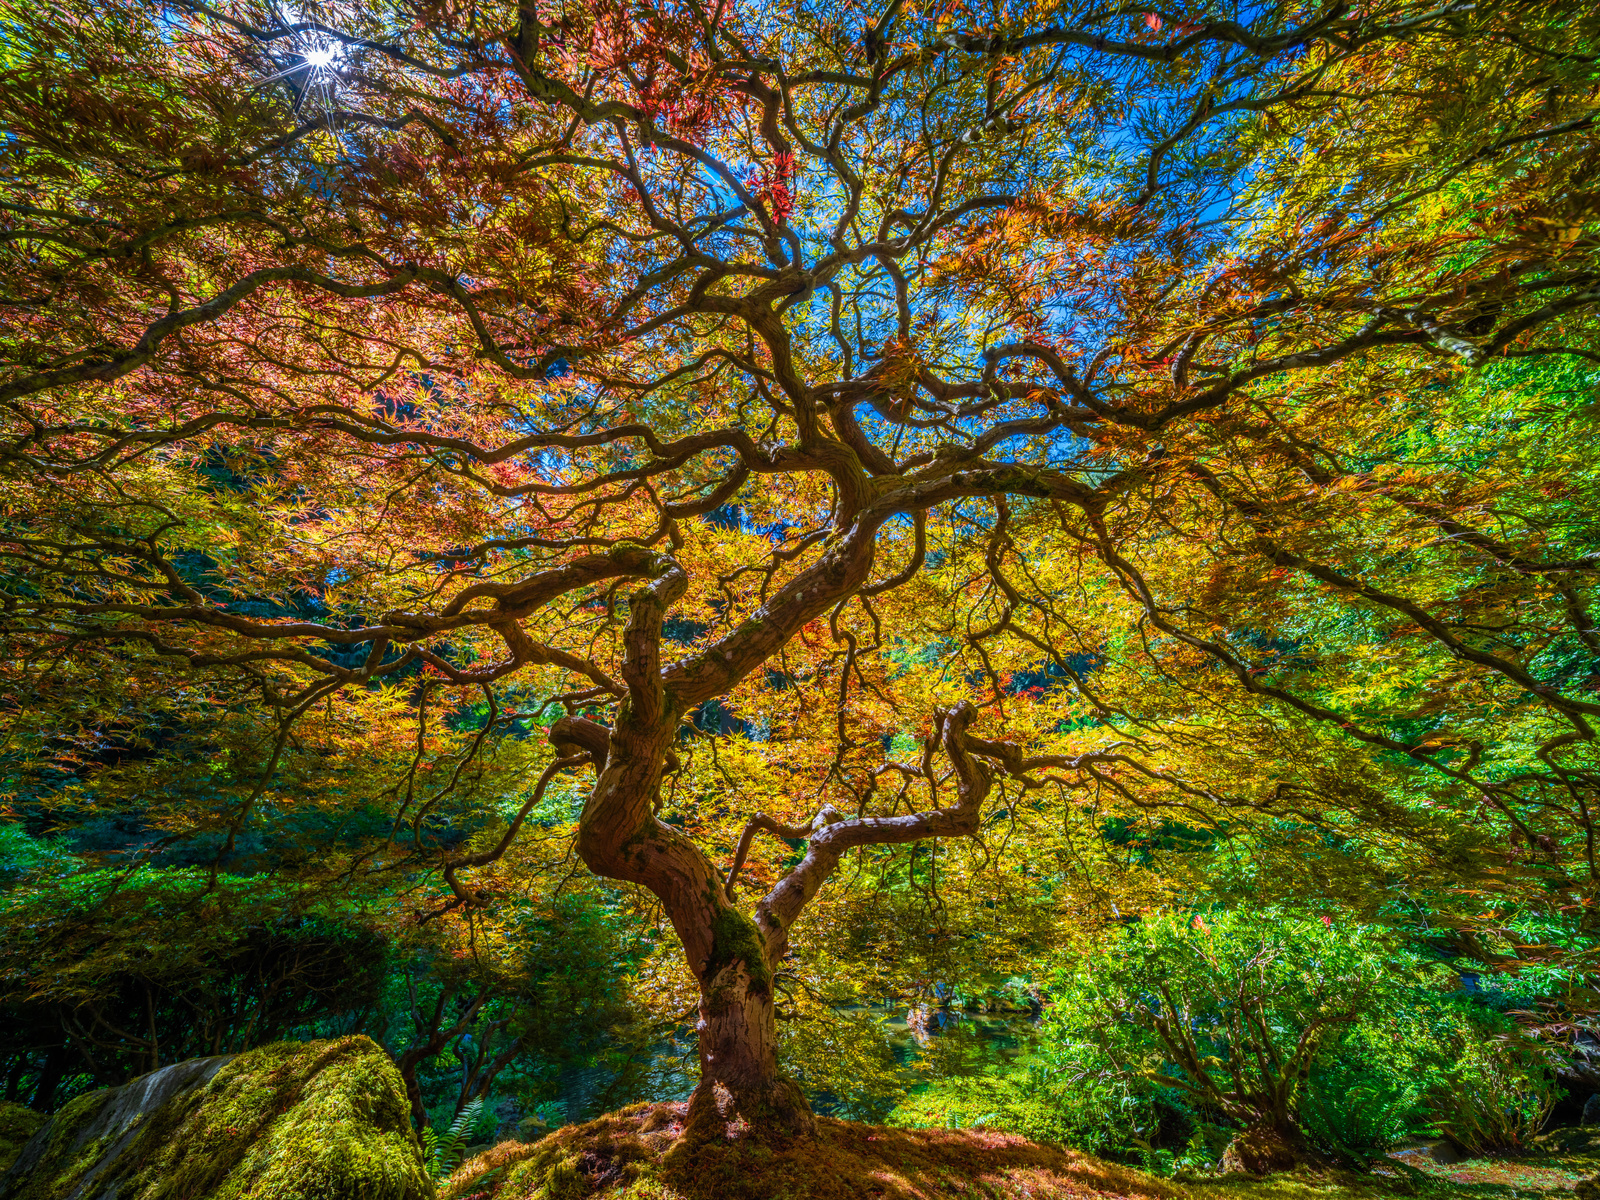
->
[4,1088,116,1200]
[2,1037,430,1200]
[704,900,772,994]
[541,1155,587,1200]
[444,1102,1200,1200]
[0,1102,46,1174]
[440,1106,681,1200]
[620,821,659,865]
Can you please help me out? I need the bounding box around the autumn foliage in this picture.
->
[2,0,1599,1139]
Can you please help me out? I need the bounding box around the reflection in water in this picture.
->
[882,1006,1038,1060]
[546,1004,1040,1129]
[811,1004,1041,1120]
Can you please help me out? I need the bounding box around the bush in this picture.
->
[889,1072,1087,1145]
[1351,973,1561,1156]
[888,1063,1221,1175]
[1033,910,1417,1155]
[1424,1029,1559,1154]
[887,910,1565,1171]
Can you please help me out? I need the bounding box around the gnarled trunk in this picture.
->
[550,559,993,1148]
[558,713,817,1143]
[1219,1123,1317,1175]
[556,700,998,1146]
[682,932,815,1142]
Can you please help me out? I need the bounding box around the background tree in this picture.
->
[1037,911,1414,1171]
[2,0,1598,1142]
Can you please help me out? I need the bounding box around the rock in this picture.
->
[0,1106,44,1176]
[0,1036,430,1200]
[1,1054,231,1197]
[1585,1094,1600,1126]
[1560,1030,1600,1095]
[1390,1139,1463,1165]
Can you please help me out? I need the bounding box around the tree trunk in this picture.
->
[1219,1123,1315,1175]
[30,1042,67,1111]
[681,918,814,1143]
[555,700,996,1147]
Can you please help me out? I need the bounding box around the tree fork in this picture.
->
[553,561,818,1140]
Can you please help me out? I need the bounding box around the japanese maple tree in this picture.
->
[2,0,1598,1146]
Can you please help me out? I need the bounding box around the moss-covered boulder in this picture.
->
[0,1036,431,1200]
[0,1106,45,1176]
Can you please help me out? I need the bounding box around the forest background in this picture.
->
[1,0,1600,1174]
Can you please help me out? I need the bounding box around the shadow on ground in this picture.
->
[441,1101,1193,1200]
[442,1106,1600,1200]
[1186,1127,1600,1200]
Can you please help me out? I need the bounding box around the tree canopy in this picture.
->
[2,0,1599,1140]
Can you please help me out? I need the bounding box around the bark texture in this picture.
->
[1219,1125,1315,1175]
[685,944,814,1140]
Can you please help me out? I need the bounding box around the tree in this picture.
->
[2,0,1598,1143]
[0,866,387,1106]
[1036,911,1415,1171]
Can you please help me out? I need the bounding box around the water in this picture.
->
[808,1004,1041,1121]
[544,1003,1041,1127]
[875,1005,1040,1066]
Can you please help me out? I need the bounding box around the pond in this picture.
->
[546,1003,1042,1128]
[876,1005,1040,1065]
[810,1004,1041,1121]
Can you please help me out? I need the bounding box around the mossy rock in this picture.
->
[0,1036,431,1200]
[0,1106,45,1176]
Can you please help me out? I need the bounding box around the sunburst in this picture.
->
[254,3,349,145]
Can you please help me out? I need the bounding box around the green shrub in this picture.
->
[1423,1029,1559,1154]
[889,1072,1085,1145]
[1033,910,1419,1151]
[888,910,1565,1171]
[1357,975,1561,1155]
[887,1060,1207,1172]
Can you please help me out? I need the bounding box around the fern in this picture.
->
[423,1097,486,1181]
